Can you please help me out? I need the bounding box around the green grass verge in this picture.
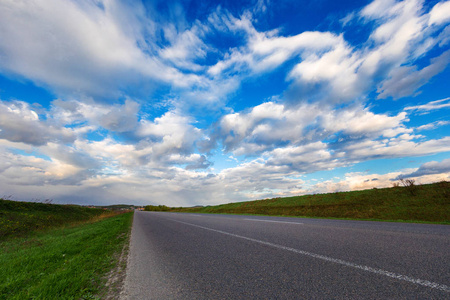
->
[167,181,450,224]
[0,212,133,300]
[0,199,108,240]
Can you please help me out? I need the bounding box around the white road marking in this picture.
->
[244,218,303,225]
[172,219,450,293]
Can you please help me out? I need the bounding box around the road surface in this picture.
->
[121,211,449,299]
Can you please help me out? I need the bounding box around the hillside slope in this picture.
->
[0,199,106,240]
[170,181,450,223]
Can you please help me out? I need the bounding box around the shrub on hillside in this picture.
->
[144,205,171,211]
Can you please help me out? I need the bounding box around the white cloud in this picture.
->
[361,0,423,43]
[397,158,450,178]
[358,0,449,100]
[404,97,450,112]
[137,111,202,156]
[0,0,447,109]
[98,100,140,132]
[40,142,101,170]
[287,38,366,103]
[0,100,75,146]
[416,120,450,131]
[360,0,397,19]
[0,0,201,98]
[346,136,450,160]
[266,142,346,173]
[0,147,92,186]
[253,0,269,14]
[217,102,321,154]
[50,99,141,132]
[428,0,450,26]
[207,24,343,78]
[159,25,208,71]
[205,0,450,105]
[217,102,411,156]
[320,107,410,138]
[377,51,450,99]
[260,134,450,176]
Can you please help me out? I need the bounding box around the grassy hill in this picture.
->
[0,199,110,240]
[170,181,450,224]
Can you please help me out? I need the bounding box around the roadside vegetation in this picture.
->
[0,199,109,240]
[143,205,172,212]
[0,199,133,299]
[168,181,450,224]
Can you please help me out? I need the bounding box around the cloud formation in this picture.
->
[0,100,75,146]
[0,0,449,206]
[405,97,450,112]
[396,158,450,179]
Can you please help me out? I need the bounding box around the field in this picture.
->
[0,199,133,299]
[166,181,450,224]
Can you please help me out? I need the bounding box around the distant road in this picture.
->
[122,211,449,299]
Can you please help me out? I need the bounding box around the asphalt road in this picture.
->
[121,211,449,299]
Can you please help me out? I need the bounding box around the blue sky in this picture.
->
[0,0,449,206]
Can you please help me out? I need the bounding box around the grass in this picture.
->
[0,199,133,299]
[0,199,109,240]
[167,181,450,224]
